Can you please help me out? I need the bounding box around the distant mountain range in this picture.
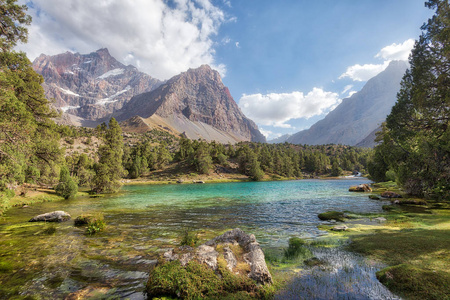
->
[33,49,265,143]
[285,60,407,147]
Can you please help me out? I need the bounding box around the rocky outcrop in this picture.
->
[162,228,272,285]
[29,211,71,222]
[287,61,408,146]
[33,48,162,122]
[116,65,266,143]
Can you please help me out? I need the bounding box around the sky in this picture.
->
[17,0,434,140]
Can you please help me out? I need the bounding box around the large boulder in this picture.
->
[349,184,372,192]
[161,228,272,285]
[29,211,71,222]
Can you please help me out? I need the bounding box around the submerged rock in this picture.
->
[29,211,71,222]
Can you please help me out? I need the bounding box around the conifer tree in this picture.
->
[92,118,126,193]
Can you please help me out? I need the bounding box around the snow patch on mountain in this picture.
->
[60,105,80,112]
[96,86,131,105]
[58,87,80,97]
[97,68,125,79]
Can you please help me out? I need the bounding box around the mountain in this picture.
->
[115,65,266,143]
[268,134,291,144]
[32,48,162,124]
[286,60,408,146]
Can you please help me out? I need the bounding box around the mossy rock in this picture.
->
[146,260,259,299]
[318,211,345,222]
[369,195,380,200]
[376,264,450,300]
[74,214,94,226]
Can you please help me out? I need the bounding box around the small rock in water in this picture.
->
[331,225,348,231]
[374,217,387,223]
[29,211,71,222]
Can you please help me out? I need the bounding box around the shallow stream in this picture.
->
[0,179,399,299]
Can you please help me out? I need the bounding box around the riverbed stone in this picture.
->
[29,211,71,222]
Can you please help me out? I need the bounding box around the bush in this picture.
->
[55,166,78,199]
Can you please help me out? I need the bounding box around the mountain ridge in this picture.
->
[286,60,407,146]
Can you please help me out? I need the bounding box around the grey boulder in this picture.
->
[29,211,71,222]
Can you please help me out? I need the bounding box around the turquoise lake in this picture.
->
[0,179,398,299]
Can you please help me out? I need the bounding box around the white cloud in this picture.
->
[342,85,353,95]
[235,42,240,48]
[339,61,390,81]
[375,39,415,61]
[239,88,341,127]
[17,0,226,80]
[339,39,414,82]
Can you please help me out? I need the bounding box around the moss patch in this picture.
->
[318,211,345,222]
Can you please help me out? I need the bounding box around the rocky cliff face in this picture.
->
[33,48,162,121]
[287,60,408,146]
[116,65,266,143]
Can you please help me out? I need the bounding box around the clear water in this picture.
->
[0,179,397,299]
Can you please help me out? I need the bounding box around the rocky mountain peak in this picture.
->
[33,48,162,123]
[116,64,266,143]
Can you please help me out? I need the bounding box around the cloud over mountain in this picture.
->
[340,39,414,82]
[17,0,227,80]
[239,88,340,128]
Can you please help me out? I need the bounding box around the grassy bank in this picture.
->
[0,187,91,216]
[319,182,450,299]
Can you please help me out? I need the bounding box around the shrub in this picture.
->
[282,237,311,261]
[180,230,198,247]
[86,213,106,235]
[55,166,78,199]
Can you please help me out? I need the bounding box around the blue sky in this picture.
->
[18,0,433,139]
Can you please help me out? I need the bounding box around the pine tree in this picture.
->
[92,118,126,193]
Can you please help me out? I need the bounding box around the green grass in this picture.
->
[344,201,450,299]
[376,264,450,300]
